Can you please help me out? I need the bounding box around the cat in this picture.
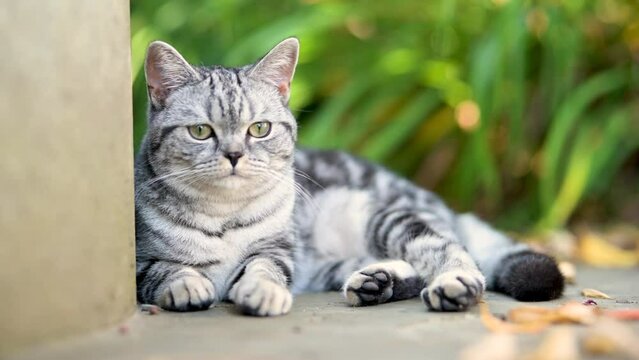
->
[135,37,564,316]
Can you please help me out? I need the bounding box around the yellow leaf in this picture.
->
[578,232,638,267]
[581,288,613,300]
[524,327,579,360]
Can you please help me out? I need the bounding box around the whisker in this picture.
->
[293,169,324,190]
[135,165,211,196]
[262,168,319,215]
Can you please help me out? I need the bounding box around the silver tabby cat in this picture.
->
[135,38,564,316]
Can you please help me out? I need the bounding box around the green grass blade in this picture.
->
[359,91,440,161]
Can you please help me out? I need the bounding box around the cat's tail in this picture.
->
[456,214,564,301]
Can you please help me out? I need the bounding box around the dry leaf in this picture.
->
[581,288,613,300]
[603,309,639,321]
[479,302,548,333]
[584,334,617,355]
[578,231,638,267]
[607,224,639,251]
[583,317,639,359]
[481,301,601,334]
[558,261,576,284]
[555,302,599,325]
[508,306,556,324]
[508,302,599,326]
[458,333,517,360]
[523,326,579,360]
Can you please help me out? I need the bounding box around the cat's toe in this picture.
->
[230,278,293,317]
[158,276,216,312]
[344,269,393,306]
[421,271,484,312]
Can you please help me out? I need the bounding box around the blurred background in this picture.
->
[130,0,639,238]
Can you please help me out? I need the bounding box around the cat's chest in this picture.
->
[144,205,280,261]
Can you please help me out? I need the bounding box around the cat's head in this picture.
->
[141,38,299,194]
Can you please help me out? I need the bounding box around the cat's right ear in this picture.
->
[249,37,299,102]
[144,41,200,108]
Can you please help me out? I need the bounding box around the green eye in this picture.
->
[248,121,272,138]
[188,124,214,140]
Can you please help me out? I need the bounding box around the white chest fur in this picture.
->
[310,187,371,258]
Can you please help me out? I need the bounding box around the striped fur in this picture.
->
[135,38,564,316]
[136,39,299,316]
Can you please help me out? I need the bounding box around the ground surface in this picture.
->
[10,266,639,360]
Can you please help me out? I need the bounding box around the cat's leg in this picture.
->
[228,233,295,317]
[457,214,564,301]
[367,207,485,312]
[304,256,421,306]
[137,260,216,312]
[304,256,378,292]
[343,260,422,306]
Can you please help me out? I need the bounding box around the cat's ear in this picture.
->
[144,41,200,108]
[249,37,299,101]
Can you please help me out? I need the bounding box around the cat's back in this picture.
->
[294,148,388,192]
[293,147,437,201]
[292,147,455,235]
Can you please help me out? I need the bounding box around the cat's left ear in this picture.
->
[145,41,201,108]
[249,37,299,102]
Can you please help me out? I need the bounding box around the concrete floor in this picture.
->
[10,266,639,360]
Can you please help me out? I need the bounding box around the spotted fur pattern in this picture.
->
[135,38,564,316]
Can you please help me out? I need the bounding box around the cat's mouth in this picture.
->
[221,168,249,179]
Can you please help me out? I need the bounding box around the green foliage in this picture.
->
[131,0,639,231]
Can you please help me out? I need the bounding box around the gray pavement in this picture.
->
[10,266,639,360]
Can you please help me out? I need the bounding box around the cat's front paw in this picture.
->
[421,270,484,312]
[157,275,216,312]
[229,278,292,316]
[344,269,393,306]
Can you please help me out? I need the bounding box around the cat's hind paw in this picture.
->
[344,269,394,306]
[158,275,216,312]
[421,270,484,312]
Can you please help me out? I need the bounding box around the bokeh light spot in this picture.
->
[455,100,481,132]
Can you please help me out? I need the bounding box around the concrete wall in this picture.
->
[0,0,135,354]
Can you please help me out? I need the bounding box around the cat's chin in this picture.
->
[208,174,255,190]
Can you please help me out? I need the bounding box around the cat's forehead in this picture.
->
[174,66,267,129]
[158,64,290,134]
[207,66,242,87]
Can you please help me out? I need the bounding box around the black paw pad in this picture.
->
[421,274,483,312]
[347,270,393,306]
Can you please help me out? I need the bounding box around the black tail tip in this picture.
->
[495,251,564,301]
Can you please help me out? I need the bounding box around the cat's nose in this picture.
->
[224,152,244,167]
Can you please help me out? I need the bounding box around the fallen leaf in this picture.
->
[583,317,639,359]
[479,302,548,333]
[508,302,599,326]
[459,333,517,360]
[523,326,579,360]
[606,224,639,251]
[508,306,556,324]
[578,231,638,267]
[555,302,599,325]
[581,288,613,300]
[603,309,639,321]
